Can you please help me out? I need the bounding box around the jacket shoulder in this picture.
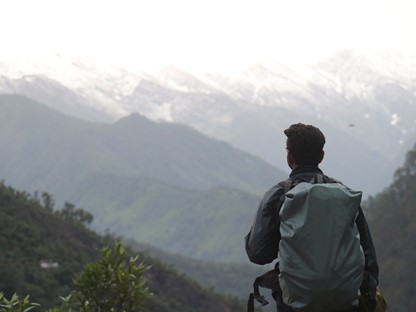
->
[262,182,286,205]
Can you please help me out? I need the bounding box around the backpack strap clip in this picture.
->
[309,173,324,184]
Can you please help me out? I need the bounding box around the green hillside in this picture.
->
[0,181,243,311]
[365,143,416,312]
[69,172,259,262]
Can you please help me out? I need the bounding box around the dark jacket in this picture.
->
[244,165,379,285]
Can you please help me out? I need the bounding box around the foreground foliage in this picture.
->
[0,181,243,312]
[0,293,39,312]
[0,241,149,312]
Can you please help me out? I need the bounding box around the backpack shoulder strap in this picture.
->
[284,178,293,194]
[277,178,292,201]
[280,173,333,201]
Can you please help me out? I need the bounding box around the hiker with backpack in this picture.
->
[245,123,380,312]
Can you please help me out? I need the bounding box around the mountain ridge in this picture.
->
[1,49,416,195]
[0,94,283,194]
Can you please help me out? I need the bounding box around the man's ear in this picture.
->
[318,150,325,163]
[287,150,296,169]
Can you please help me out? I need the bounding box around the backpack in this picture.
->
[278,174,365,311]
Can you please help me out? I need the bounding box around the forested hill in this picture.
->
[365,143,416,312]
[0,181,243,312]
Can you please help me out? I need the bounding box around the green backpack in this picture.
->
[278,175,365,311]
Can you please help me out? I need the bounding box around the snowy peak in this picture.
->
[312,49,416,92]
[200,62,310,102]
[155,65,216,94]
[0,52,153,100]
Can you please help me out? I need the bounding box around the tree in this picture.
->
[67,241,149,312]
[55,203,93,226]
[41,192,55,212]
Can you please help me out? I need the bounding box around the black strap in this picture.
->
[253,275,270,306]
[247,293,254,312]
[247,293,268,312]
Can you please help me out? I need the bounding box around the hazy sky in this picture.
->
[1,0,415,74]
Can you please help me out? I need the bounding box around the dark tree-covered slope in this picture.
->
[365,143,416,312]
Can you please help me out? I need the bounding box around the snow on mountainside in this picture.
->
[155,65,217,94]
[309,50,416,104]
[1,49,416,195]
[306,50,416,151]
[201,62,312,104]
[0,74,113,122]
[0,53,149,119]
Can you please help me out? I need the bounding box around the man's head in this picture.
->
[284,123,325,168]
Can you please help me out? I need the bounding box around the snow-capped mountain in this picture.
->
[1,49,416,195]
[0,53,148,119]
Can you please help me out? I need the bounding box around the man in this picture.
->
[245,123,379,311]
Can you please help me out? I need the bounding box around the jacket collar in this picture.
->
[289,165,323,179]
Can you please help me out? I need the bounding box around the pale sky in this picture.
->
[1,0,415,74]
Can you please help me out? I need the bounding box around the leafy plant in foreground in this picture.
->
[70,241,149,312]
[0,293,39,312]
